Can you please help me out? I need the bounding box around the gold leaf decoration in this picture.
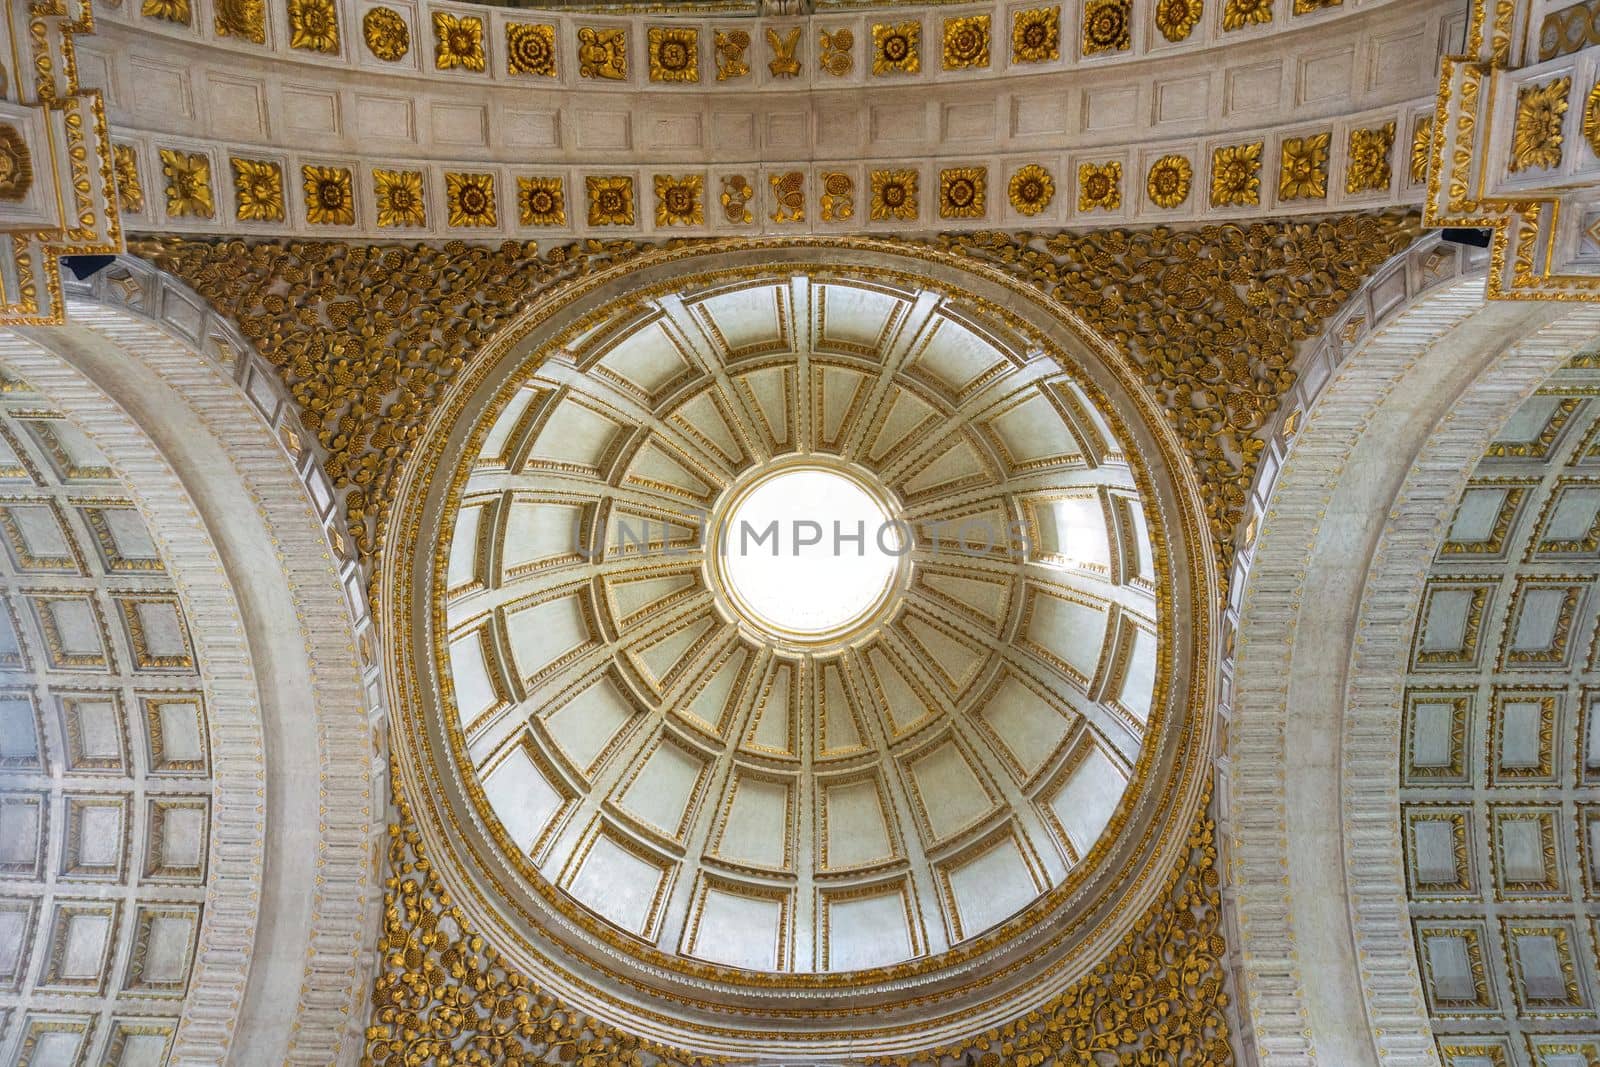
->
[1082,0,1131,53]
[1585,83,1600,159]
[159,149,213,218]
[1008,164,1055,215]
[938,167,985,219]
[113,144,144,214]
[433,11,485,72]
[820,172,854,222]
[1345,121,1396,193]
[1077,160,1122,211]
[1155,0,1203,41]
[578,27,628,80]
[871,169,918,220]
[518,177,565,227]
[1011,6,1060,62]
[506,23,556,77]
[1410,115,1434,183]
[1210,142,1262,206]
[1277,131,1330,200]
[215,0,265,43]
[1147,154,1192,208]
[445,172,496,227]
[230,157,284,222]
[1222,0,1271,31]
[586,175,635,226]
[766,27,801,76]
[301,164,353,226]
[654,175,704,226]
[936,212,1417,562]
[365,779,720,1067]
[818,28,852,76]
[287,0,338,53]
[1510,77,1571,173]
[1293,0,1340,11]
[649,26,698,82]
[942,14,989,69]
[720,175,754,223]
[714,30,750,80]
[141,0,190,26]
[374,169,425,228]
[867,786,1232,1066]
[0,126,34,203]
[362,7,409,62]
[871,22,919,75]
[137,212,1415,649]
[769,171,804,223]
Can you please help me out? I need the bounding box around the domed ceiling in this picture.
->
[443,272,1160,972]
[384,243,1213,1058]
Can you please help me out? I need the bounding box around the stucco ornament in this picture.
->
[0,125,33,202]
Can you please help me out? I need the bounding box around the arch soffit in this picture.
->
[1227,235,1600,1067]
[2,258,384,1066]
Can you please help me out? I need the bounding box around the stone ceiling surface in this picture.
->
[376,240,1221,1061]
[1403,357,1600,1067]
[441,272,1160,975]
[0,375,209,1067]
[83,0,1452,243]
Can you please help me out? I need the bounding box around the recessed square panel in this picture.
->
[121,905,200,998]
[1414,920,1498,1014]
[614,735,709,842]
[709,772,793,871]
[1502,919,1590,1014]
[142,798,209,885]
[37,900,119,994]
[60,795,128,882]
[80,505,163,573]
[0,690,43,770]
[1491,806,1563,898]
[1402,688,1471,785]
[683,879,788,971]
[819,774,897,871]
[481,740,571,858]
[1411,581,1493,669]
[821,882,920,971]
[1403,805,1473,899]
[0,501,80,573]
[1045,744,1128,861]
[118,597,194,671]
[28,595,110,671]
[1489,688,1559,784]
[562,828,671,938]
[939,831,1044,942]
[141,694,209,775]
[0,793,46,878]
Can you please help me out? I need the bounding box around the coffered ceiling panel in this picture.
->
[1402,355,1600,1067]
[0,374,211,1067]
[434,271,1159,977]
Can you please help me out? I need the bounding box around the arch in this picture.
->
[1227,236,1600,1067]
[0,258,383,1066]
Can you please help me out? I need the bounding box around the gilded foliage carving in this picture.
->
[367,781,719,1067]
[132,237,654,583]
[366,777,1229,1067]
[137,212,1414,616]
[935,212,1417,565]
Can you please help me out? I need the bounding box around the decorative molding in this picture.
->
[0,0,124,325]
[137,213,1414,601]
[1423,0,1600,299]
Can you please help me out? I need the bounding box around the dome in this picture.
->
[384,241,1212,1058]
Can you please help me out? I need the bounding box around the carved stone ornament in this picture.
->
[135,211,1414,623]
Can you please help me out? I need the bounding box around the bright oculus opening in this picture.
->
[711,463,906,647]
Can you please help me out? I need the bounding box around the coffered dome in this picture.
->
[444,270,1160,972]
[385,240,1214,1058]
